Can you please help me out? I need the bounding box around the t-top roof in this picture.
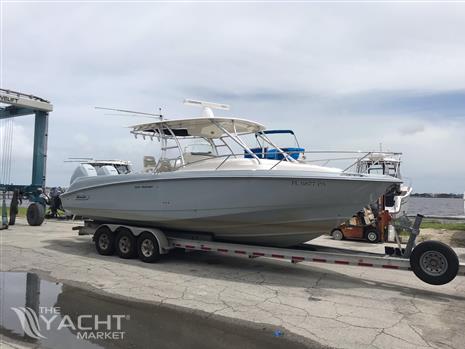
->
[130,117,266,139]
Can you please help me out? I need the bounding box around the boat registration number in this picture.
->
[291,180,326,187]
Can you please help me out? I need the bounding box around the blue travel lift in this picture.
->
[0,89,53,228]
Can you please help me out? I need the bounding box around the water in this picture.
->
[0,272,317,349]
[408,197,464,216]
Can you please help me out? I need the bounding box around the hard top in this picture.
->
[130,117,266,139]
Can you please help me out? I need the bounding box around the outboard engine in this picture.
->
[70,164,97,184]
[96,165,119,176]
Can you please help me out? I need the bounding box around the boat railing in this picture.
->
[156,150,402,173]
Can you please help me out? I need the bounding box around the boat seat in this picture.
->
[245,147,267,158]
[157,160,173,172]
[144,155,157,173]
[266,147,305,160]
[245,147,305,160]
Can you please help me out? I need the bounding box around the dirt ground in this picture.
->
[418,229,465,248]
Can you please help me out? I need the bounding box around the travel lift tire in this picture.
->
[331,229,344,241]
[137,232,161,263]
[410,240,459,285]
[94,226,116,256]
[26,203,45,226]
[115,228,137,259]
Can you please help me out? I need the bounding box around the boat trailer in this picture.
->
[75,214,465,286]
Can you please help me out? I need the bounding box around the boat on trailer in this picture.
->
[62,99,400,247]
[356,152,412,217]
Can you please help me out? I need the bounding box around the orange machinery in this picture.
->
[331,197,392,243]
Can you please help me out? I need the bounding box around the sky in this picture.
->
[1,1,465,193]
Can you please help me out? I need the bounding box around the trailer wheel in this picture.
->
[365,229,379,243]
[137,232,161,263]
[94,226,115,256]
[26,203,45,226]
[115,228,137,259]
[331,229,344,241]
[410,241,459,285]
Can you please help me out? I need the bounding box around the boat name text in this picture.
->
[134,185,153,189]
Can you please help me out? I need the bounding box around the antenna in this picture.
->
[183,99,230,118]
[95,106,162,118]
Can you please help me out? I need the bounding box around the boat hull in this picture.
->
[62,171,398,247]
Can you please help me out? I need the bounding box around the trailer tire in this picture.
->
[115,228,137,259]
[26,203,45,226]
[137,232,161,263]
[410,241,459,285]
[365,228,379,243]
[331,229,344,241]
[95,226,115,256]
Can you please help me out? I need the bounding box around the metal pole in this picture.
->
[31,111,49,188]
[25,273,41,341]
[256,133,297,162]
[1,191,8,229]
[25,273,40,311]
[8,188,18,225]
[212,120,261,162]
[403,214,423,258]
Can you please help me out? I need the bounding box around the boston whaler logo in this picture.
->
[75,193,89,200]
[11,306,128,340]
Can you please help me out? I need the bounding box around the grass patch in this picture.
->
[1,207,27,218]
[420,220,465,231]
[393,218,465,243]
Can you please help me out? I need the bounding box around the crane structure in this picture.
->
[0,89,53,227]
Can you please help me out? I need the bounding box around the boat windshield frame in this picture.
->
[355,153,403,178]
[130,117,297,172]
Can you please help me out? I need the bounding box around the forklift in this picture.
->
[330,196,392,243]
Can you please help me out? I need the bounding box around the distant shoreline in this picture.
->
[411,193,464,199]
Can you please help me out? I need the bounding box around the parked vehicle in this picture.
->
[330,208,391,243]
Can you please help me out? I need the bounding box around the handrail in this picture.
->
[255,133,297,163]
[215,155,231,170]
[212,120,261,163]
[164,149,401,174]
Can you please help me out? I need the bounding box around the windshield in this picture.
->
[257,131,298,149]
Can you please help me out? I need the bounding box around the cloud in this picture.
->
[3,2,465,192]
[399,123,426,136]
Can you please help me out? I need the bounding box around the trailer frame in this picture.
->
[74,214,465,285]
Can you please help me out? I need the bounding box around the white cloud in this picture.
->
[3,2,465,192]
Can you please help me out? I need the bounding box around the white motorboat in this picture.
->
[61,100,401,247]
[356,153,412,217]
